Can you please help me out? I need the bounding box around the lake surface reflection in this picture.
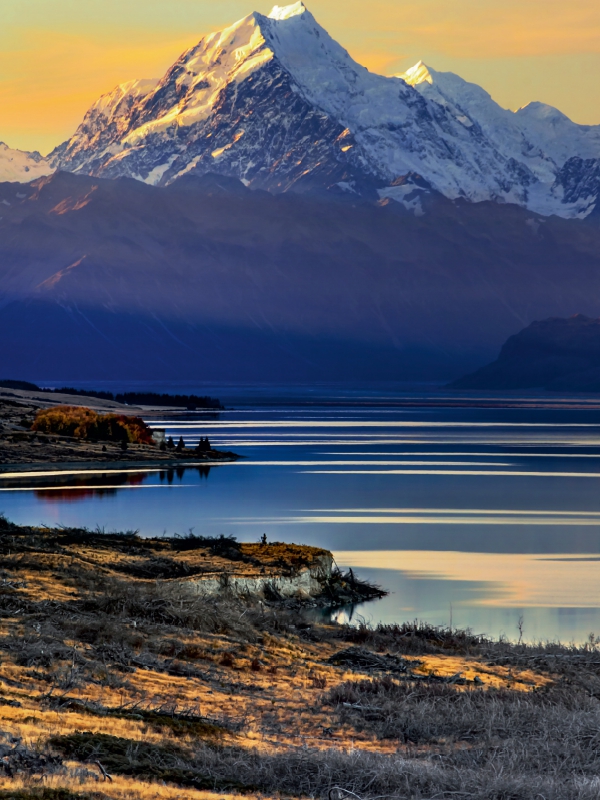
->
[3,385,600,643]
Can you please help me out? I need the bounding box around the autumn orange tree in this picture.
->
[31,405,155,444]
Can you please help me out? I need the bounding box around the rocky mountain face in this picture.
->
[2,171,600,382]
[452,315,600,392]
[554,158,600,219]
[0,143,52,183]
[43,2,600,218]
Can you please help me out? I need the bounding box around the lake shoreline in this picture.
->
[0,392,239,468]
[0,457,238,475]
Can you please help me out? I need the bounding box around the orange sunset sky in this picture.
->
[2,0,600,155]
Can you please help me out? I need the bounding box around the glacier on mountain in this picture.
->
[25,2,598,218]
[399,61,600,217]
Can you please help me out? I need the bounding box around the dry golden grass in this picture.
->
[0,519,597,800]
[0,773,277,800]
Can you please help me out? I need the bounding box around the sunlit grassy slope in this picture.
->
[0,517,599,800]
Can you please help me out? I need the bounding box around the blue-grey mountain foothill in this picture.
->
[452,315,600,392]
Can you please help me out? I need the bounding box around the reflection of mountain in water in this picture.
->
[30,465,211,503]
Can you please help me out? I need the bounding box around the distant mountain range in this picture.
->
[2,2,600,220]
[452,315,600,392]
[3,3,600,384]
[2,171,600,382]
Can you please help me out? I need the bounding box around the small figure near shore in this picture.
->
[261,533,268,545]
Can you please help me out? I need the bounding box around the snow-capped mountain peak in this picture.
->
[45,3,600,219]
[268,1,307,20]
[398,61,434,86]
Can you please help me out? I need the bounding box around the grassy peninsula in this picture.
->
[0,518,597,799]
[0,390,236,468]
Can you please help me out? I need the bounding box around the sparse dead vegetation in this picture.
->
[0,519,598,799]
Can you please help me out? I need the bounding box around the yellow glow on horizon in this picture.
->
[1,0,600,154]
[0,28,192,153]
[336,550,600,608]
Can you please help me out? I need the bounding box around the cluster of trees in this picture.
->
[163,436,212,452]
[51,388,223,409]
[0,381,223,410]
[31,406,155,445]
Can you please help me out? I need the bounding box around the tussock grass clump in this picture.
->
[50,699,228,738]
[75,578,261,639]
[171,532,242,556]
[0,738,63,788]
[49,734,251,793]
[107,555,208,579]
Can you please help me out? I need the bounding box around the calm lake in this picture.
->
[3,384,600,644]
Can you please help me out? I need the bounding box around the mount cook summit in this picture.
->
[3,1,599,219]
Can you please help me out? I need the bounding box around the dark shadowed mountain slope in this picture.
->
[451,315,600,391]
[2,172,600,381]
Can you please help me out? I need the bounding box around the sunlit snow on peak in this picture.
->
[268,1,307,20]
[49,2,600,218]
[397,61,434,86]
[92,78,159,115]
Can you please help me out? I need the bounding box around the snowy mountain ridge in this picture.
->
[0,142,53,183]
[7,2,599,218]
[398,61,600,216]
